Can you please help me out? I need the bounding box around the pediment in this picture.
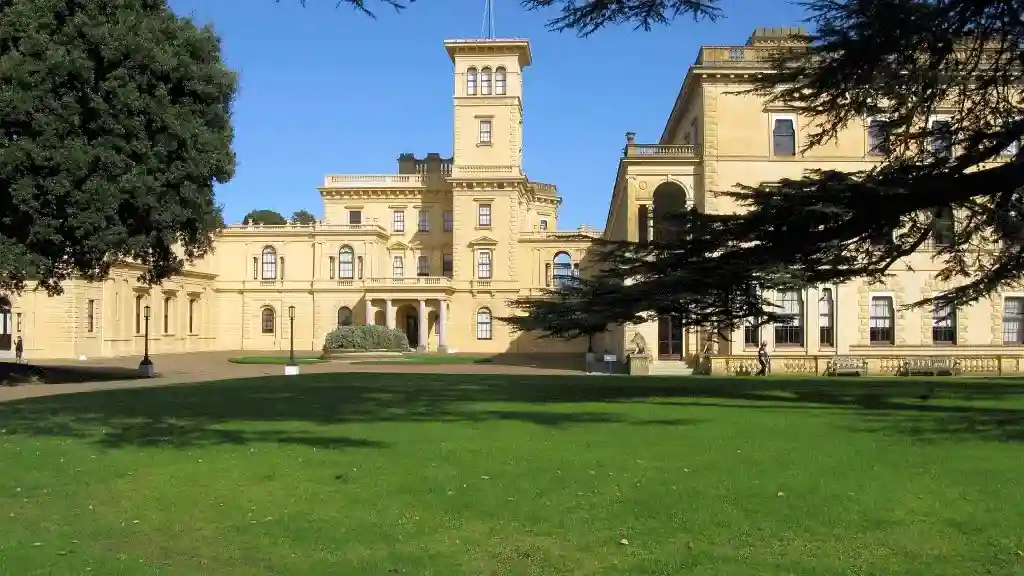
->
[387,241,411,250]
[467,236,499,247]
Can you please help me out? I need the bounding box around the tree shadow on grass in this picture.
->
[0,363,144,386]
[0,373,1020,448]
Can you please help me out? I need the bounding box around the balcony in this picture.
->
[623,144,701,159]
[451,164,522,178]
[222,222,389,236]
[321,174,446,188]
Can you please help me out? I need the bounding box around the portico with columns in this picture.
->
[363,296,448,352]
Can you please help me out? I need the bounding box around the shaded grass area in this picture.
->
[0,374,1023,574]
[353,353,494,365]
[0,363,144,386]
[228,354,324,365]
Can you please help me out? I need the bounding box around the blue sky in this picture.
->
[168,0,808,229]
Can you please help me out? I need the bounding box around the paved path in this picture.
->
[0,351,579,403]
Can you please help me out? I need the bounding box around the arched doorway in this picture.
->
[652,182,689,360]
[651,181,688,242]
[0,298,13,351]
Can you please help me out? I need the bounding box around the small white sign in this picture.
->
[603,354,617,363]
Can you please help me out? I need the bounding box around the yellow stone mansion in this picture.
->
[5,28,1024,374]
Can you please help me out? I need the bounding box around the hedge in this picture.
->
[324,324,409,351]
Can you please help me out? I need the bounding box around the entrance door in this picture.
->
[0,299,11,351]
[658,315,683,360]
[405,314,419,349]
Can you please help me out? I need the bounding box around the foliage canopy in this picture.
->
[0,0,235,295]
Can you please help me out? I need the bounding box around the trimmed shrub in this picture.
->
[324,324,409,351]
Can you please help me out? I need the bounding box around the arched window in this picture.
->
[338,306,353,327]
[466,67,478,95]
[339,246,354,279]
[553,252,574,289]
[480,67,492,95]
[261,246,277,280]
[476,308,493,340]
[494,67,506,95]
[261,307,275,334]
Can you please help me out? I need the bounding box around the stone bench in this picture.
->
[899,356,959,376]
[825,356,869,376]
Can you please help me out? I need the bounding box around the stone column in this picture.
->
[417,299,428,352]
[385,299,394,329]
[364,298,373,325]
[437,299,448,353]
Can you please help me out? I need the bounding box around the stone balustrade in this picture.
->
[705,354,1023,376]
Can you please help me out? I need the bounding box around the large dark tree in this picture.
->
[0,0,235,296]
[501,0,1024,335]
[292,209,317,225]
[501,277,644,352]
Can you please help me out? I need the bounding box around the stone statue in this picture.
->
[629,332,649,356]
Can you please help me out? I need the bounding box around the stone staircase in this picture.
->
[648,360,694,377]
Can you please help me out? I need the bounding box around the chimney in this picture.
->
[397,153,417,174]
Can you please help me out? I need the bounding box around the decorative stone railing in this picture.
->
[364,277,453,288]
[322,174,446,188]
[695,45,805,67]
[705,354,1023,376]
[623,144,701,159]
[224,222,388,234]
[451,165,521,177]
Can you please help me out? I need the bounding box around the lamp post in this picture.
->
[138,304,154,377]
[285,305,299,376]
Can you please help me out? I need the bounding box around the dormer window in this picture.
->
[466,67,478,96]
[495,67,506,95]
[481,67,492,95]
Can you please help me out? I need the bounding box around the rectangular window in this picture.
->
[773,289,804,346]
[339,249,354,279]
[417,255,429,276]
[772,116,796,156]
[479,120,492,144]
[931,118,952,156]
[867,119,890,156]
[393,210,405,232]
[442,253,453,278]
[477,250,493,279]
[932,302,957,344]
[163,297,171,333]
[329,256,336,279]
[86,299,95,333]
[418,210,429,232]
[743,318,760,347]
[545,262,552,287]
[1003,297,1024,344]
[443,210,453,232]
[135,296,143,334]
[279,256,285,280]
[540,219,548,231]
[819,288,835,347]
[392,255,404,278]
[869,295,895,345]
[931,207,955,247]
[357,256,364,279]
[252,257,258,280]
[188,298,196,333]
[478,204,492,227]
[349,210,362,225]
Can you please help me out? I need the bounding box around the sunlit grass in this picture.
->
[0,374,1022,574]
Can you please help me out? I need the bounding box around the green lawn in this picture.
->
[228,354,324,365]
[0,375,1022,574]
[353,353,494,365]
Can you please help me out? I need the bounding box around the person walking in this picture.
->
[15,335,24,364]
[755,340,769,376]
